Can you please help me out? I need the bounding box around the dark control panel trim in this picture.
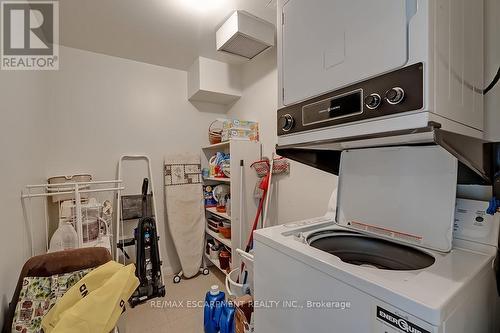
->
[277,63,424,136]
[301,89,363,126]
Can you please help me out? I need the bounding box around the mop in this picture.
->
[238,169,269,285]
[238,154,289,284]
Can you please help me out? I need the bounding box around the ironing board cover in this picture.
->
[164,153,204,278]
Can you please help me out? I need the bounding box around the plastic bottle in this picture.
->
[49,221,78,252]
[204,285,225,333]
[219,301,236,333]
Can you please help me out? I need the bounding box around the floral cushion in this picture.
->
[11,269,91,333]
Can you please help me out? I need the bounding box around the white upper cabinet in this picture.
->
[280,0,410,105]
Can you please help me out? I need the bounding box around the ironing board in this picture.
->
[164,153,207,281]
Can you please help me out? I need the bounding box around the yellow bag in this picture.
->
[42,261,122,330]
[42,262,139,333]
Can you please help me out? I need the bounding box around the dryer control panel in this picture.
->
[277,63,424,136]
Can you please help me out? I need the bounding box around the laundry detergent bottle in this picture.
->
[204,285,225,333]
[219,301,236,333]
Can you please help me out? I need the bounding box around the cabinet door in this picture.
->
[282,0,410,105]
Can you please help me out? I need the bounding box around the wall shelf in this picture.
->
[206,227,232,248]
[202,139,261,272]
[204,253,228,276]
[188,57,242,106]
[202,141,230,150]
[203,177,230,183]
[206,207,231,220]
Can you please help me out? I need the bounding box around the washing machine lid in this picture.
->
[336,146,458,252]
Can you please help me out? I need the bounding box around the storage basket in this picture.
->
[47,174,92,203]
[225,268,248,297]
[208,120,223,144]
[219,225,231,239]
[234,249,254,296]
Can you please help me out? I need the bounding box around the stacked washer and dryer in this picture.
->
[254,0,500,332]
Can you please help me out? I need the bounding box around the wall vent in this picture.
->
[216,11,275,60]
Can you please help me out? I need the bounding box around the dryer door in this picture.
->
[281,0,414,105]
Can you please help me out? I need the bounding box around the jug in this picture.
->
[204,285,225,333]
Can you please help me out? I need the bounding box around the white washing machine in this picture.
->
[254,146,500,332]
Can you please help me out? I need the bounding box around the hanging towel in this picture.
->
[42,262,138,333]
[164,153,205,278]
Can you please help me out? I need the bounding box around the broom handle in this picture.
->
[246,193,265,252]
[238,160,245,284]
[239,160,244,251]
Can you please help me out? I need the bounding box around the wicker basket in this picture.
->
[208,120,223,144]
[47,174,92,203]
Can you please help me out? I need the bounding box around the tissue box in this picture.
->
[222,119,259,142]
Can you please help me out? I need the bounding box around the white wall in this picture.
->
[42,47,335,285]
[0,70,48,325]
[1,47,333,315]
[227,49,337,225]
[45,46,227,275]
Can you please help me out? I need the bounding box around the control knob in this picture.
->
[385,87,405,105]
[364,93,382,109]
[279,114,294,132]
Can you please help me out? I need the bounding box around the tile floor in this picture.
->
[122,268,226,332]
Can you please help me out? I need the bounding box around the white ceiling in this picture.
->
[58,0,277,70]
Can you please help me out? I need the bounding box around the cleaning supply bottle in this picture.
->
[49,221,78,252]
[204,285,225,333]
[219,301,236,333]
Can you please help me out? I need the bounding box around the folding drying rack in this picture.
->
[21,180,124,256]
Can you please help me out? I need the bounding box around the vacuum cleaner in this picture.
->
[129,178,166,307]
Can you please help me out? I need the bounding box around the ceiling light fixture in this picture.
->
[180,0,227,13]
